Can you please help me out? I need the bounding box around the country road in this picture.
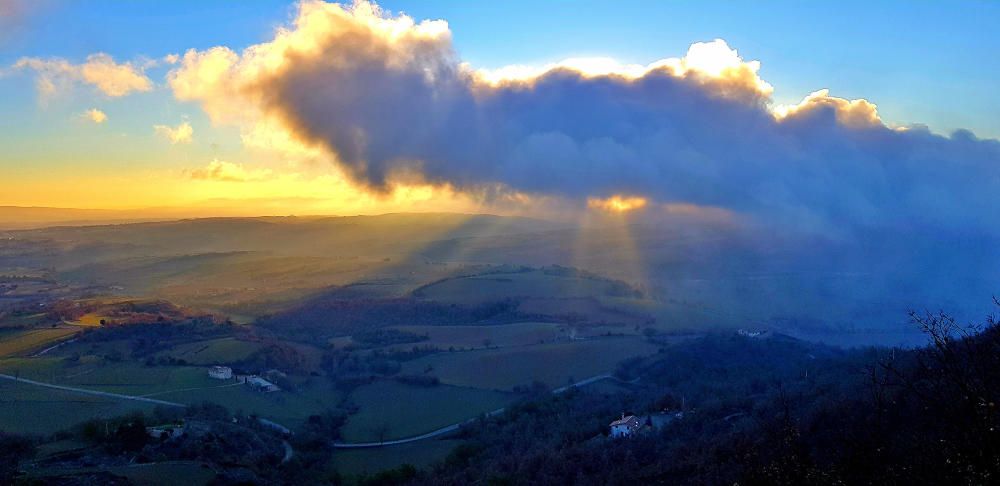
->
[333,373,627,448]
[32,338,79,357]
[333,407,508,449]
[2,372,297,460]
[0,373,186,407]
[1,369,627,451]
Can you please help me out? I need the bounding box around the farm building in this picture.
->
[147,424,185,440]
[609,414,642,438]
[239,375,280,392]
[208,365,233,380]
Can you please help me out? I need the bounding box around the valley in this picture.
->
[0,213,689,478]
[1,212,995,482]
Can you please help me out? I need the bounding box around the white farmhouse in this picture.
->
[245,375,281,393]
[609,414,642,438]
[208,365,233,380]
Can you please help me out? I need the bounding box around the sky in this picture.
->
[0,0,999,224]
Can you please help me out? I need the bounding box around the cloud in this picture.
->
[167,0,1000,238]
[774,89,881,128]
[188,159,273,182]
[153,121,193,144]
[80,108,107,124]
[14,53,153,101]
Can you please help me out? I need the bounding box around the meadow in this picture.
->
[339,380,512,442]
[0,355,344,430]
[74,312,108,327]
[0,214,713,479]
[0,379,154,434]
[157,378,344,429]
[414,268,635,305]
[390,322,565,350]
[152,337,263,365]
[0,327,78,357]
[330,439,465,477]
[403,337,659,390]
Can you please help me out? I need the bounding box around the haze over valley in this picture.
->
[2,1,999,484]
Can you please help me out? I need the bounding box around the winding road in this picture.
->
[1,372,298,460]
[333,373,628,448]
[1,368,632,450]
[0,373,186,407]
[31,338,79,358]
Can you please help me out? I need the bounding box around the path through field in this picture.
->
[31,338,78,357]
[0,373,185,407]
[333,373,630,448]
[2,369,631,450]
[1,372,297,460]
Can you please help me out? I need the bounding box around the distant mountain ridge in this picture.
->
[0,206,179,230]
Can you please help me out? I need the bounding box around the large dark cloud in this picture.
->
[173,0,1000,237]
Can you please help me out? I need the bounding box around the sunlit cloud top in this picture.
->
[475,38,773,102]
[15,53,153,102]
[80,108,107,124]
[0,0,998,231]
[148,0,1000,238]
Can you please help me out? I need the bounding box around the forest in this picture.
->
[5,305,999,484]
[408,308,1000,485]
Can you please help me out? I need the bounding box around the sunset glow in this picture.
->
[2,2,1000,481]
[1,0,998,225]
[587,195,649,214]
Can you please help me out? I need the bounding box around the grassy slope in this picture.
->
[340,381,512,442]
[390,322,565,350]
[0,379,154,434]
[403,337,659,390]
[415,270,625,305]
[153,337,263,365]
[0,327,78,357]
[330,439,464,477]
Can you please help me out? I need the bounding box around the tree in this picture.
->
[0,434,35,483]
[372,422,390,445]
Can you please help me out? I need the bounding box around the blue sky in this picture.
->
[1,0,998,213]
[4,0,998,138]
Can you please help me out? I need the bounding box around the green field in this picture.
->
[340,381,512,442]
[0,313,49,329]
[73,312,107,327]
[415,270,628,305]
[0,358,229,396]
[0,327,78,357]
[0,355,345,430]
[44,363,217,396]
[391,322,566,350]
[153,337,263,365]
[331,439,463,477]
[402,337,659,390]
[158,378,343,428]
[0,380,154,434]
[49,338,135,360]
[59,252,450,316]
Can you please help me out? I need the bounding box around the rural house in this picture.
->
[609,414,642,438]
[239,375,280,392]
[146,423,185,440]
[208,365,233,380]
